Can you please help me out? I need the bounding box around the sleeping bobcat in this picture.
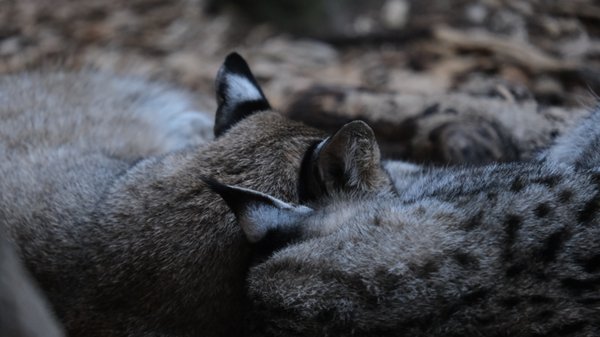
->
[0,54,393,336]
[209,107,600,336]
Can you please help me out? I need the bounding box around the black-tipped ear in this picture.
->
[299,120,391,201]
[202,177,312,243]
[214,53,271,137]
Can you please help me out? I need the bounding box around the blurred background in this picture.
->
[1,0,599,165]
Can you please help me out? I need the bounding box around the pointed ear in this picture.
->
[299,120,390,201]
[201,177,312,243]
[214,52,271,137]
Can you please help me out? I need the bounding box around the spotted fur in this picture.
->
[217,108,600,336]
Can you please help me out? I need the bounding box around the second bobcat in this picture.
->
[0,53,393,337]
[212,107,600,336]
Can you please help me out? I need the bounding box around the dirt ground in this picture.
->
[1,0,599,164]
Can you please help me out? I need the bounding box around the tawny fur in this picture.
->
[0,55,391,336]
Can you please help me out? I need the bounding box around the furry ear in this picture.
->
[202,177,312,243]
[214,52,271,137]
[299,120,390,201]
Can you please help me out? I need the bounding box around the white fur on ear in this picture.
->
[222,73,263,108]
[315,137,329,153]
[212,183,313,243]
[201,177,312,243]
[213,52,271,137]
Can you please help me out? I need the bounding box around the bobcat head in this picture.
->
[206,52,394,246]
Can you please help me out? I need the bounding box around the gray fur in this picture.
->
[0,54,393,336]
[0,71,213,160]
[539,104,600,170]
[224,109,600,336]
[0,235,64,337]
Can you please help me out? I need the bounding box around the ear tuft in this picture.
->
[214,52,271,137]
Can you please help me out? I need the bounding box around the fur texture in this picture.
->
[0,71,213,160]
[286,85,588,164]
[0,234,64,337]
[217,108,600,336]
[0,54,392,336]
[539,104,600,170]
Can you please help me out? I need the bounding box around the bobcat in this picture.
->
[209,107,600,336]
[0,54,392,336]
